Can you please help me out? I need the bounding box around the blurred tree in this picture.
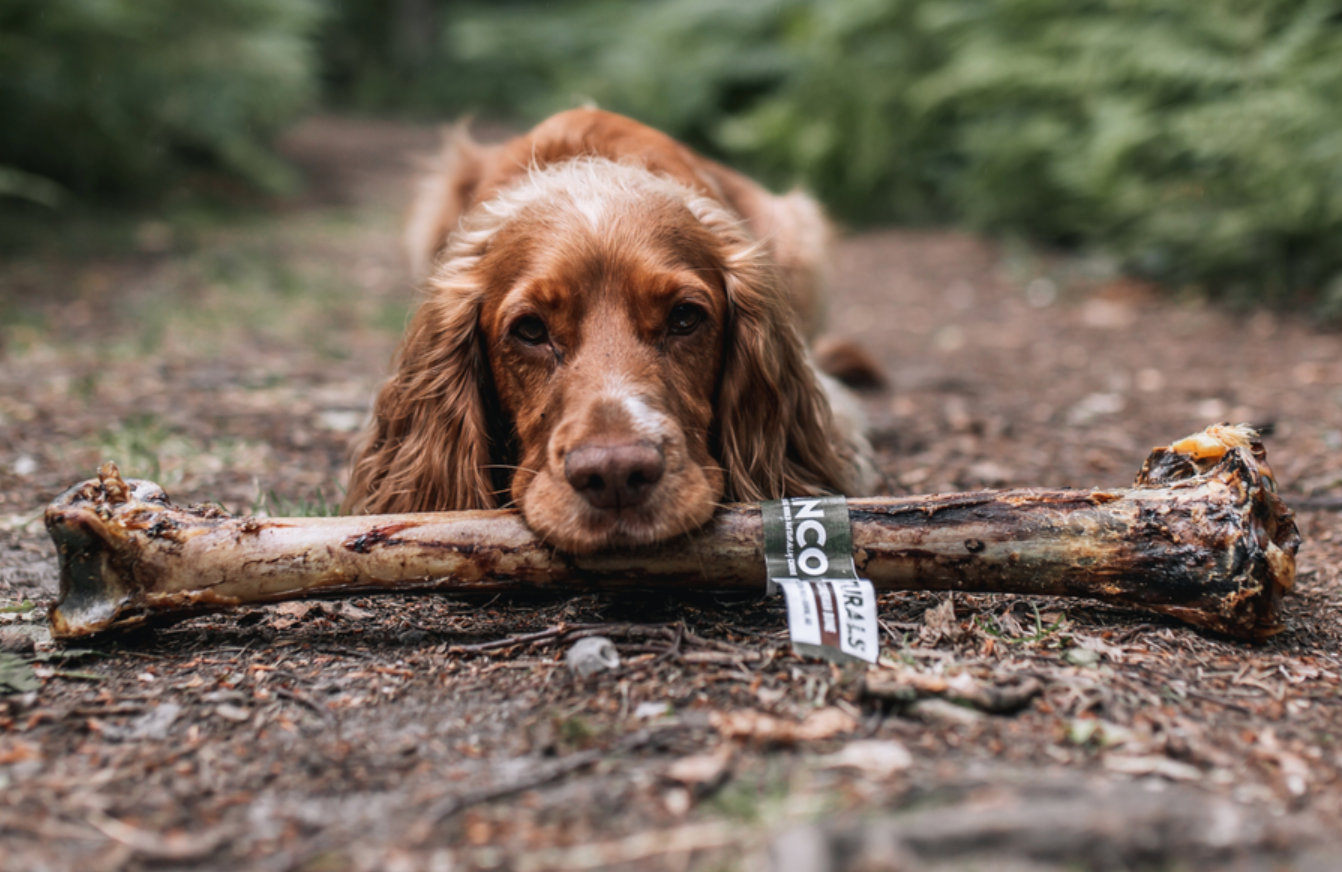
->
[321,0,440,110]
[0,0,324,199]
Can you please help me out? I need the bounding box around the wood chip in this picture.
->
[820,739,914,778]
[1103,754,1202,782]
[711,707,857,744]
[214,703,251,723]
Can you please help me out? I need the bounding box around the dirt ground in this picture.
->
[2,116,1341,872]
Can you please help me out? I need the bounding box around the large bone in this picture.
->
[45,425,1298,641]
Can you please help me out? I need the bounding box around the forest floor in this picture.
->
[1,116,1341,872]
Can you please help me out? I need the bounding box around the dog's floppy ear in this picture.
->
[693,202,850,502]
[342,272,501,515]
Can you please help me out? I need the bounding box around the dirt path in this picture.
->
[1,116,1340,871]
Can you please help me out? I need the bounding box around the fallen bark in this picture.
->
[45,425,1298,641]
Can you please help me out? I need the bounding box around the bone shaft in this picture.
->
[60,491,1184,600]
[849,486,1259,625]
[131,511,767,598]
[49,473,1275,639]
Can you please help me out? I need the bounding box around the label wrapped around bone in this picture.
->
[761,495,879,664]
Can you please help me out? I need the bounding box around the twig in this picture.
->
[680,651,762,665]
[449,625,572,655]
[273,687,333,722]
[448,622,671,656]
[508,821,741,871]
[1126,662,1256,714]
[68,705,147,717]
[0,810,102,841]
[649,623,685,666]
[682,630,751,655]
[86,811,234,861]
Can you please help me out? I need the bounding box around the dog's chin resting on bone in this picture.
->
[342,109,881,554]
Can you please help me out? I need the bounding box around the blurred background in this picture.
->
[4,0,1342,309]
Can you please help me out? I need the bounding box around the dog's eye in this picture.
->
[512,315,549,346]
[667,303,705,336]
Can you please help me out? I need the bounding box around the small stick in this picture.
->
[45,425,1298,641]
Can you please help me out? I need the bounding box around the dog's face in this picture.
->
[477,192,731,552]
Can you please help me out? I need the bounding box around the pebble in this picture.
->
[216,703,252,723]
[907,697,985,726]
[565,636,620,678]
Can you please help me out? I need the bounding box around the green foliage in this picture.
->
[252,488,340,518]
[909,0,1342,301]
[439,0,1342,303]
[0,0,324,198]
[0,651,39,694]
[320,0,436,110]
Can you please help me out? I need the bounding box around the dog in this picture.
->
[343,109,879,553]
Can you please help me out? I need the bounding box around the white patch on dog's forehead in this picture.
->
[602,374,669,437]
[622,395,667,437]
[570,192,608,231]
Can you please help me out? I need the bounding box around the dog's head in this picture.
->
[345,158,850,553]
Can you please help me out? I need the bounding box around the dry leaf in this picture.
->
[0,739,42,765]
[1103,754,1202,782]
[920,596,959,645]
[1256,733,1311,797]
[665,746,733,793]
[1273,751,1311,797]
[215,704,252,723]
[1074,634,1125,663]
[273,602,316,619]
[864,667,947,702]
[821,740,913,778]
[711,707,856,745]
[864,667,1040,714]
[796,707,858,741]
[907,698,984,726]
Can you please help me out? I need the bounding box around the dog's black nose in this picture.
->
[564,440,665,510]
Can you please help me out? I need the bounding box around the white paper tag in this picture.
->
[775,578,879,664]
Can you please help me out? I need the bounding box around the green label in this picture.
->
[761,494,858,592]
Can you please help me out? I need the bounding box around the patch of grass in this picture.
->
[102,224,405,361]
[0,301,52,356]
[0,203,142,262]
[251,487,341,518]
[92,413,220,485]
[71,372,100,404]
[976,603,1069,647]
[87,414,271,491]
[555,713,602,751]
[96,414,180,483]
[0,652,39,694]
[374,298,413,337]
[700,759,796,824]
[4,193,408,365]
